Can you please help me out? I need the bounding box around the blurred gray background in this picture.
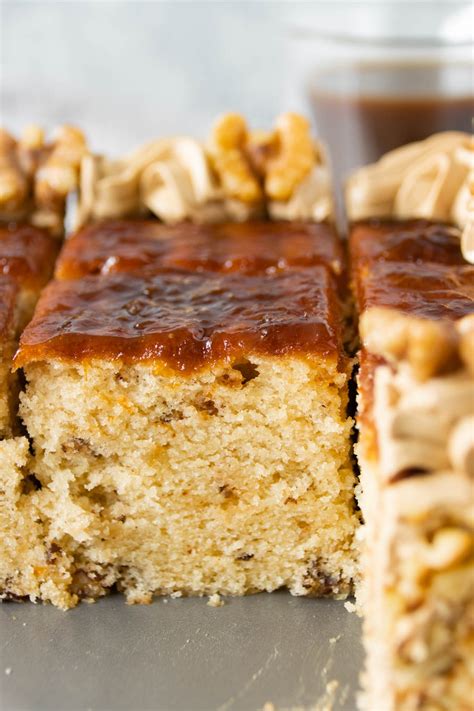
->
[1,1,470,154]
[1,0,299,153]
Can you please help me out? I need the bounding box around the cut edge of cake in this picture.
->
[16,352,358,607]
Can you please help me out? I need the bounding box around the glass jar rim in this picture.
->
[289,25,474,49]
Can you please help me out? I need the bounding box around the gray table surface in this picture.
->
[0,592,362,711]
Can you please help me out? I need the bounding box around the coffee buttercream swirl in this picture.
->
[75,113,334,228]
[346,132,474,263]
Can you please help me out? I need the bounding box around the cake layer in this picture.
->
[18,353,357,607]
[0,437,72,609]
[16,268,344,370]
[56,219,344,280]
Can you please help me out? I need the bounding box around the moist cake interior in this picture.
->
[2,121,473,711]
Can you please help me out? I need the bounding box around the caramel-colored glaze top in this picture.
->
[349,219,466,270]
[16,268,343,371]
[349,219,473,322]
[356,261,474,321]
[0,224,59,289]
[56,219,344,281]
[0,275,18,342]
[351,220,474,456]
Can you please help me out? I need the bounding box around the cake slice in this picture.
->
[347,132,474,711]
[358,309,473,711]
[0,276,20,437]
[0,125,87,606]
[0,223,59,328]
[0,275,71,607]
[14,265,358,607]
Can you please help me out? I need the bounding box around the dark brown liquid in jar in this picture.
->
[309,61,474,184]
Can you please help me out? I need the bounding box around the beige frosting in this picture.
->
[75,138,240,228]
[268,165,333,222]
[75,114,334,227]
[346,132,474,263]
[361,308,474,482]
[373,364,474,483]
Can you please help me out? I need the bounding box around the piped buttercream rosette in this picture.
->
[75,113,334,228]
[346,132,474,264]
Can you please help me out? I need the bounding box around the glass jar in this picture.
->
[287,1,473,187]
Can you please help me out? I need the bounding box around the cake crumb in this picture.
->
[344,600,357,614]
[4,667,12,676]
[208,593,225,607]
[170,591,182,599]
[262,703,275,711]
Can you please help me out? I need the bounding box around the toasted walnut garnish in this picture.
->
[360,307,461,381]
[425,527,473,570]
[208,113,262,204]
[0,124,87,233]
[457,314,474,376]
[449,416,474,477]
[0,128,28,212]
[246,129,277,177]
[264,113,316,201]
[35,125,87,212]
[20,124,45,150]
[16,124,49,183]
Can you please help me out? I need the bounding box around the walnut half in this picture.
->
[360,307,463,381]
[0,123,87,234]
